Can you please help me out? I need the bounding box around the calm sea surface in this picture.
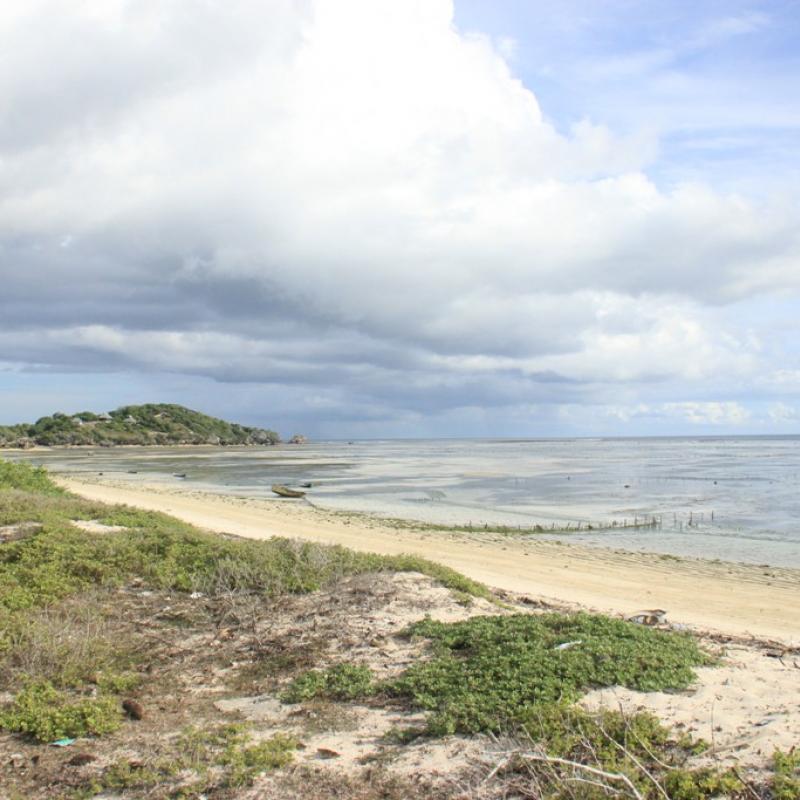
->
[6,437,800,567]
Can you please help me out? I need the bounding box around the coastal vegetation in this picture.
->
[0,459,796,799]
[388,613,711,735]
[0,403,280,447]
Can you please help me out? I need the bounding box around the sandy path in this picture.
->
[58,477,799,643]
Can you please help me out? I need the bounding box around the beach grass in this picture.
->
[0,461,491,620]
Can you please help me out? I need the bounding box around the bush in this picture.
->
[0,680,121,742]
[0,600,134,690]
[495,706,743,800]
[0,461,64,495]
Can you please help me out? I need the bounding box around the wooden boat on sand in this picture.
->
[271,484,306,498]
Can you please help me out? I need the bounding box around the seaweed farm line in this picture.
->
[5,435,800,567]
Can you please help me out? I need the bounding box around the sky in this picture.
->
[1,0,799,438]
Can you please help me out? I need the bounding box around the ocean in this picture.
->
[6,436,800,568]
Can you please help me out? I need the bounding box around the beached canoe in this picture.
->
[271,484,306,498]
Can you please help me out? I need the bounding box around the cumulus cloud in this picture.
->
[0,0,798,432]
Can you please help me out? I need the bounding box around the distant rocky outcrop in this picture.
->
[0,404,281,448]
[288,434,308,444]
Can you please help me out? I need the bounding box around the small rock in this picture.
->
[316,748,340,759]
[122,698,144,720]
[67,753,96,767]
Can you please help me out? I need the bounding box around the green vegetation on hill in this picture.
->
[0,403,280,447]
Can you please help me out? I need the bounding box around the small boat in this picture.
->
[174,473,187,479]
[271,484,306,498]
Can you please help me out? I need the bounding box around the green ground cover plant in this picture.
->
[772,749,800,800]
[388,613,712,735]
[281,663,375,703]
[74,723,299,797]
[0,679,121,742]
[218,730,299,787]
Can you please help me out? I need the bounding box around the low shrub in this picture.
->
[220,732,299,787]
[282,663,375,703]
[0,599,134,690]
[0,680,122,742]
[772,748,800,800]
[0,485,493,616]
[388,612,711,735]
[496,706,744,800]
[0,461,65,495]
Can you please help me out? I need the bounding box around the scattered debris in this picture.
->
[627,609,668,626]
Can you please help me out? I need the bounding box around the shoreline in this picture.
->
[58,475,800,643]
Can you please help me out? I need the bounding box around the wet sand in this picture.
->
[59,476,800,643]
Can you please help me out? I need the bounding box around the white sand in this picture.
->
[58,476,800,644]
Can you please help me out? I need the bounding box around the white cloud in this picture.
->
[662,402,751,426]
[768,402,800,423]
[0,0,798,431]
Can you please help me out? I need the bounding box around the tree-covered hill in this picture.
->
[0,403,280,447]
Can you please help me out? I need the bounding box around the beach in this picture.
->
[58,475,800,643]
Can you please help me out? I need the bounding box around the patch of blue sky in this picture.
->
[454,0,800,192]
